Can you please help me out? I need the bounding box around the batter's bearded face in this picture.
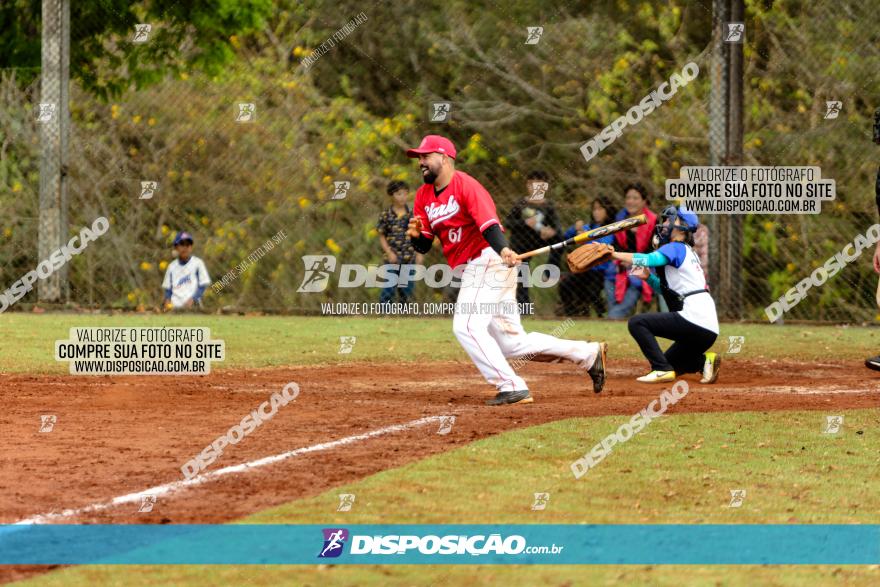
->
[418,153,444,184]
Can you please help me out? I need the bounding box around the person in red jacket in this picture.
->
[607,183,658,319]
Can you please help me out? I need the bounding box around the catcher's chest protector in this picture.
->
[658,244,708,310]
[656,243,719,334]
[657,267,682,311]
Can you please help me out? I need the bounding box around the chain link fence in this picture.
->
[2,0,879,322]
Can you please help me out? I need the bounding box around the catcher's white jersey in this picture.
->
[657,242,718,334]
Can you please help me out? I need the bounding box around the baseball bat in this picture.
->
[515,213,647,261]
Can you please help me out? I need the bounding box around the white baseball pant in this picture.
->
[452,247,600,392]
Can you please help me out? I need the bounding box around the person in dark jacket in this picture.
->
[503,170,562,312]
[559,197,617,316]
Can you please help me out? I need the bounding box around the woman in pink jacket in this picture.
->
[607,183,658,319]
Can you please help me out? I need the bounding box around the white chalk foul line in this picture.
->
[14,415,444,525]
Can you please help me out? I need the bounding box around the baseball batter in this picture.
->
[404,135,607,405]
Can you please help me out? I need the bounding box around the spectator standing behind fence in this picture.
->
[162,231,211,311]
[607,183,658,319]
[558,197,618,316]
[377,180,423,305]
[503,170,562,313]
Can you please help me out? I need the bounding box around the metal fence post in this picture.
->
[38,0,70,303]
[709,0,729,312]
[726,0,744,319]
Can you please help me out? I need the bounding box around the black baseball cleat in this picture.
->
[588,342,607,393]
[486,389,534,405]
[865,356,880,371]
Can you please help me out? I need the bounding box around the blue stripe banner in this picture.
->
[1,524,878,565]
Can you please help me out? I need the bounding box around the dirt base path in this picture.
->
[2,359,877,582]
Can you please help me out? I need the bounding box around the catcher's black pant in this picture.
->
[628,312,717,374]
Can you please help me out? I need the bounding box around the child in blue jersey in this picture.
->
[609,205,721,384]
[162,232,211,310]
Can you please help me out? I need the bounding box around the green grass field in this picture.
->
[5,314,880,585]
[17,409,880,585]
[2,313,879,373]
[21,561,880,587]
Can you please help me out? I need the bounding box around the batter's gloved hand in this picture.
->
[499,247,519,267]
[406,217,423,239]
[567,243,614,273]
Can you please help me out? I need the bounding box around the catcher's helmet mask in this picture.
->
[654,205,698,247]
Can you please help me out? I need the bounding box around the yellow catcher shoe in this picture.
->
[700,352,721,384]
[636,370,676,383]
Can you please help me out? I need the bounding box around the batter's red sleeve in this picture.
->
[413,191,434,238]
[462,177,501,233]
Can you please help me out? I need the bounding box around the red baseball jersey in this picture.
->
[413,171,502,267]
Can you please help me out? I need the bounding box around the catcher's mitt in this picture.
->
[567,243,614,273]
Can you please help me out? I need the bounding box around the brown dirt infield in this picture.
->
[1,358,878,582]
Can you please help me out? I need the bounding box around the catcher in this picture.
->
[568,205,720,384]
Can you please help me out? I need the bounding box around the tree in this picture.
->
[0,0,274,99]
